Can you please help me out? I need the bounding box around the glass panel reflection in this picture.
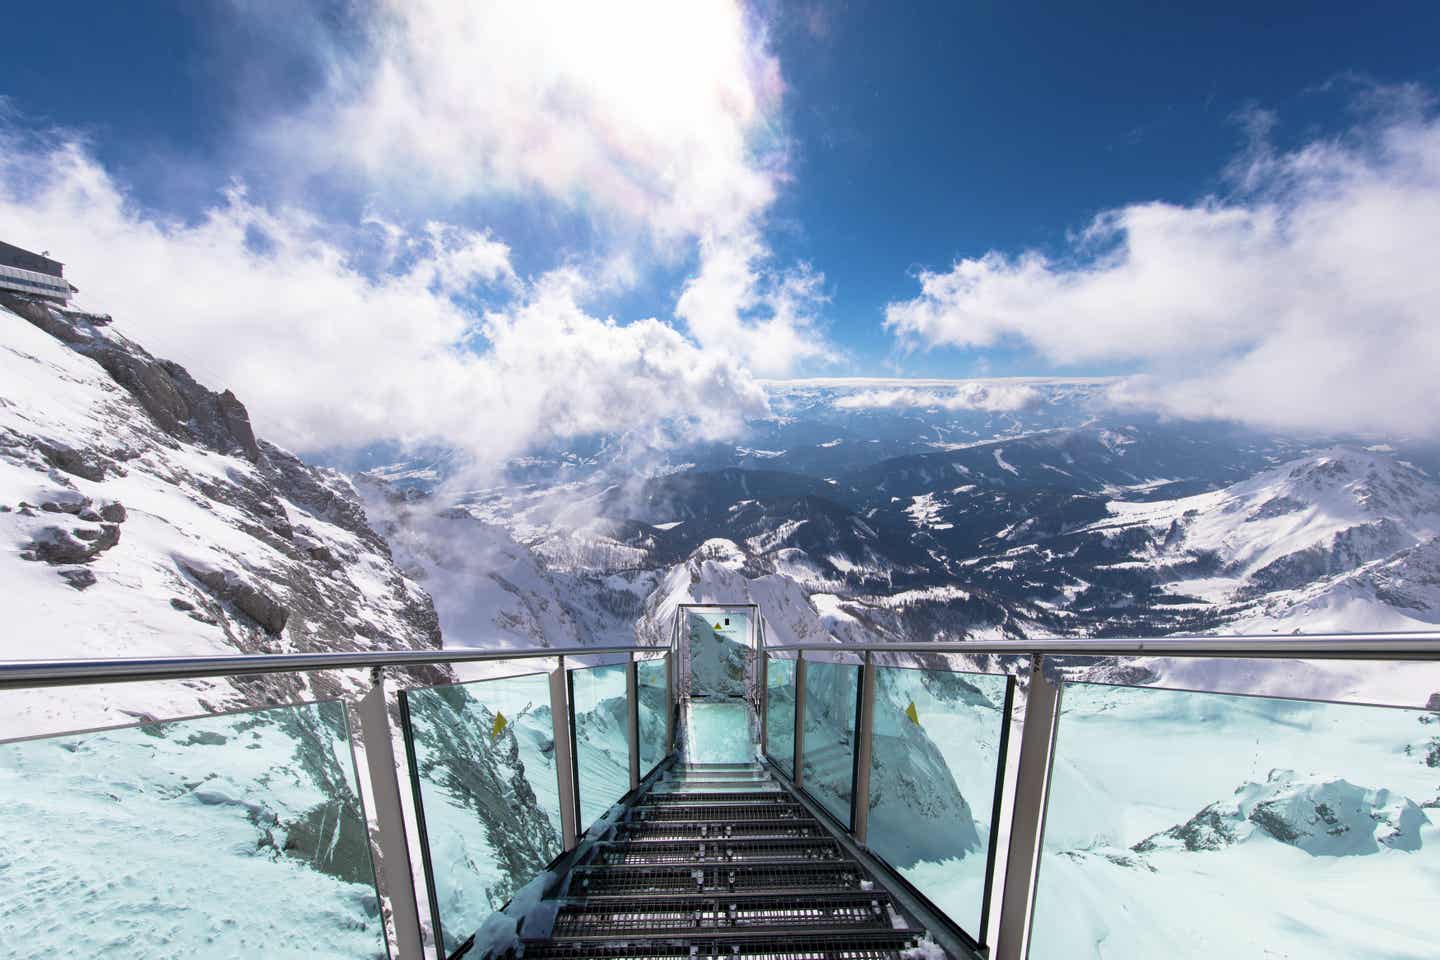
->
[0,701,387,959]
[1030,682,1440,960]
[570,663,631,832]
[801,659,859,825]
[866,666,1010,939]
[403,673,561,956]
[765,656,796,775]
[636,657,670,776]
[687,609,749,698]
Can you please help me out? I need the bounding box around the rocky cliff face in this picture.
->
[0,293,442,733]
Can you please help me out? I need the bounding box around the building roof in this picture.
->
[0,240,64,277]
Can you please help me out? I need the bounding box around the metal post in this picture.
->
[851,651,877,844]
[792,653,807,787]
[626,657,640,789]
[664,651,675,754]
[549,657,579,850]
[356,670,425,960]
[995,655,1062,960]
[757,615,769,756]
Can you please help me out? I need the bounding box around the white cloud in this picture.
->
[260,0,784,246]
[674,231,834,377]
[246,0,833,376]
[0,133,768,463]
[833,382,1041,413]
[884,108,1440,438]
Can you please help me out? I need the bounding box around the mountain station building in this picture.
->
[0,240,75,302]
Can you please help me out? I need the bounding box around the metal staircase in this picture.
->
[520,761,932,960]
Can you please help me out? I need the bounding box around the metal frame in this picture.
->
[791,653,807,788]
[850,651,878,844]
[995,656,1062,960]
[761,632,1440,661]
[626,657,641,790]
[550,657,580,850]
[359,670,426,960]
[979,674,1018,946]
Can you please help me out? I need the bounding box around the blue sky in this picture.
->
[2,2,1438,457]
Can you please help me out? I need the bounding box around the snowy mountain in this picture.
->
[0,293,442,729]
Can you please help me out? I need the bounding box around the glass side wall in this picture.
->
[684,700,755,763]
[402,673,561,957]
[765,655,797,776]
[1030,682,1440,960]
[866,666,1010,940]
[0,701,387,959]
[570,663,632,833]
[686,608,750,698]
[636,655,670,776]
[801,659,860,825]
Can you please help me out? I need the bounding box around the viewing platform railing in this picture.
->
[1,626,1437,959]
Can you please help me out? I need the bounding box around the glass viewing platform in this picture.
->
[1,608,1437,959]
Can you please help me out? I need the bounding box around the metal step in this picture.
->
[638,790,784,805]
[634,802,807,823]
[566,860,871,898]
[548,891,915,940]
[589,837,845,865]
[653,780,777,793]
[520,933,923,959]
[616,818,829,841]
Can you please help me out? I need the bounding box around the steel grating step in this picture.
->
[635,803,806,823]
[617,819,829,841]
[567,860,870,898]
[548,891,913,940]
[639,790,783,805]
[519,933,923,960]
[590,837,844,865]
[653,781,778,793]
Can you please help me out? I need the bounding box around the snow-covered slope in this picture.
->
[1094,447,1440,628]
[0,295,441,734]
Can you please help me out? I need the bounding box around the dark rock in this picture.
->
[1427,693,1440,712]
[170,598,196,611]
[180,562,290,636]
[39,443,107,482]
[41,498,85,515]
[217,390,262,462]
[58,568,97,591]
[99,501,128,523]
[27,524,120,564]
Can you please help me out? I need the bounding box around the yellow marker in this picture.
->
[491,711,508,739]
[905,701,920,726]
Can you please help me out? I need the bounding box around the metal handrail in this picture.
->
[0,642,660,690]
[763,631,1440,660]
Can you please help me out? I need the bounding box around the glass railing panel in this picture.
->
[1030,681,1440,960]
[569,662,631,832]
[801,658,861,825]
[0,700,387,959]
[636,655,670,776]
[686,607,750,697]
[866,665,1011,940]
[401,672,561,957]
[765,655,797,775]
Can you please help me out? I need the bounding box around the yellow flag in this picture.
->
[491,711,508,739]
[905,701,920,726]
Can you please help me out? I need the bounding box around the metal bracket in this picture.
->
[548,656,580,850]
[995,654,1062,960]
[355,669,425,960]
